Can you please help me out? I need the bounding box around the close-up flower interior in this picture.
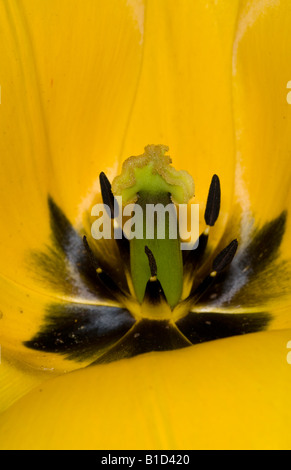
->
[0,0,291,451]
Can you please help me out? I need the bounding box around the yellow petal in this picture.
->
[0,0,144,287]
[1,329,291,450]
[1,1,291,445]
[0,270,133,387]
[0,0,145,385]
[0,356,47,414]
[214,0,291,316]
[232,0,291,223]
[120,0,240,235]
[0,275,84,412]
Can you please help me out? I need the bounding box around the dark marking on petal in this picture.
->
[48,197,118,297]
[92,319,191,364]
[82,235,99,270]
[24,304,135,362]
[187,273,216,304]
[238,211,287,275]
[199,211,289,307]
[176,311,271,344]
[47,197,83,262]
[32,197,129,301]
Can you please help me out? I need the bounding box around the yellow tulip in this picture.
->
[0,0,291,450]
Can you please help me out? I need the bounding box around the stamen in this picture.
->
[83,236,126,297]
[99,172,130,263]
[183,231,208,266]
[143,277,167,305]
[212,239,238,273]
[99,172,116,219]
[185,239,238,305]
[145,245,157,278]
[142,245,168,309]
[82,235,99,269]
[183,175,220,266]
[204,174,221,227]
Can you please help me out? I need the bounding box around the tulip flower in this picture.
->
[0,0,291,450]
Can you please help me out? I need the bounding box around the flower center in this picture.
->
[86,145,238,321]
[25,144,282,366]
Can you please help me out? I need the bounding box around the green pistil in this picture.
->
[112,145,195,310]
[130,191,183,309]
